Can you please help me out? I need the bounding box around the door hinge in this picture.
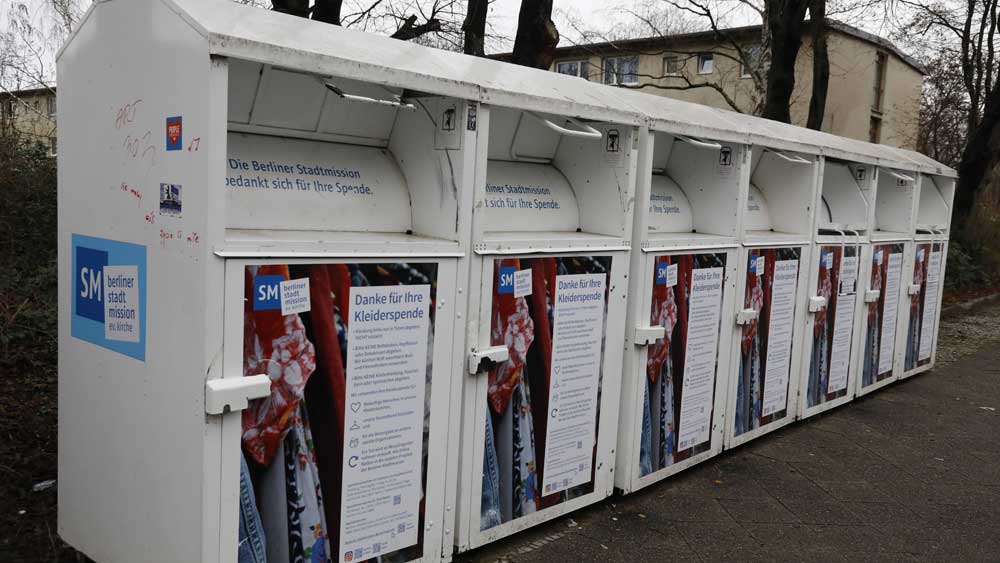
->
[205,374,271,415]
[468,346,510,375]
[633,325,665,346]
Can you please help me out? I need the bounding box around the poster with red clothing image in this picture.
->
[480,255,611,530]
[640,252,726,476]
[241,262,438,563]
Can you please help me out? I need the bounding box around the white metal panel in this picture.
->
[250,67,326,130]
[317,77,401,141]
[750,150,817,236]
[225,132,412,231]
[874,168,917,235]
[665,140,744,238]
[745,184,773,232]
[647,175,694,233]
[553,122,636,238]
[227,59,261,124]
[57,0,221,560]
[916,175,952,231]
[820,162,869,231]
[480,160,579,232]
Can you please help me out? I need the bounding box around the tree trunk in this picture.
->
[312,0,342,25]
[806,4,829,130]
[463,0,489,56]
[511,0,559,69]
[761,0,810,123]
[955,83,1000,230]
[272,0,310,19]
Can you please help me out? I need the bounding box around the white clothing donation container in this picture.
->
[614,121,742,493]
[452,99,637,550]
[57,1,483,562]
[901,170,955,378]
[726,145,818,448]
[796,159,874,418]
[856,167,918,395]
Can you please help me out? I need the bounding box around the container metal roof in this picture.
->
[64,0,955,177]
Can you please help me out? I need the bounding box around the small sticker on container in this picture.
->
[917,248,925,261]
[875,250,884,265]
[665,263,678,287]
[280,278,311,316]
[498,266,515,294]
[755,255,765,277]
[604,129,623,166]
[823,252,833,269]
[166,116,182,151]
[159,183,182,217]
[513,269,532,298]
[253,275,284,311]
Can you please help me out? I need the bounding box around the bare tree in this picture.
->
[806,0,829,130]
[463,0,489,56]
[511,0,560,69]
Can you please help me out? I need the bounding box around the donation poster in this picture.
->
[240,262,438,563]
[642,253,727,477]
[828,254,858,393]
[481,256,611,530]
[861,244,905,388]
[541,273,607,496]
[340,284,430,560]
[676,267,724,450]
[878,251,903,376]
[806,246,859,408]
[918,245,944,363]
[762,259,799,417]
[734,247,801,437]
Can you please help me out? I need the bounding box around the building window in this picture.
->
[741,45,760,78]
[604,56,639,85]
[1,100,14,120]
[555,60,589,78]
[872,52,887,112]
[49,136,57,156]
[869,115,882,143]
[697,53,714,75]
[663,55,681,76]
[47,96,56,116]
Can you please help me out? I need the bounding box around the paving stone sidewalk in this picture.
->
[456,300,1000,563]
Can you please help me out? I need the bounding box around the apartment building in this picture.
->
[0,86,58,155]
[506,20,924,149]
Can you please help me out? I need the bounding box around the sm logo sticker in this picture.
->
[166,116,182,151]
[72,234,147,361]
[497,266,516,295]
[253,275,284,311]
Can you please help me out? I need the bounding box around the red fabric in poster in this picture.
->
[530,258,558,509]
[302,264,349,550]
[242,264,317,467]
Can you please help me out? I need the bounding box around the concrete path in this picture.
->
[456,301,1000,563]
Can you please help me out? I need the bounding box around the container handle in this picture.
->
[525,111,603,140]
[881,167,915,183]
[766,149,811,165]
[324,83,417,110]
[674,135,723,150]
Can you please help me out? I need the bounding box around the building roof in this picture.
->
[495,19,925,75]
[0,86,56,99]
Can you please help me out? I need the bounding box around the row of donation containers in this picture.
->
[55,1,955,562]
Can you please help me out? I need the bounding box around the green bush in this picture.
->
[0,137,57,371]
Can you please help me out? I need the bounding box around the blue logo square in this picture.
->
[254,275,284,311]
[75,246,108,323]
[655,261,669,285]
[497,266,515,294]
